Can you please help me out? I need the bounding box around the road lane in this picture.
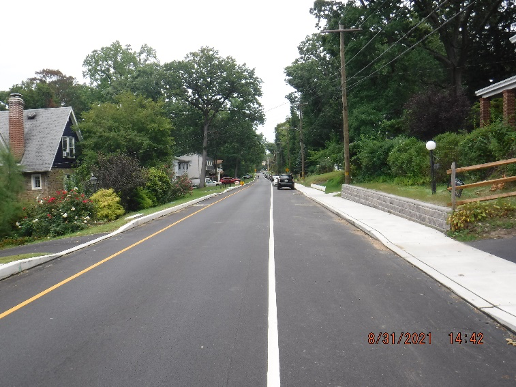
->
[1,178,515,386]
[273,186,516,386]
[0,183,271,386]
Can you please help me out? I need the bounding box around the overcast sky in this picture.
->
[1,0,322,142]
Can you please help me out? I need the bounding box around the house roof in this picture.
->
[475,75,516,98]
[0,107,78,172]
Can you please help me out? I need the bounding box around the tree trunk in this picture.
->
[200,120,209,188]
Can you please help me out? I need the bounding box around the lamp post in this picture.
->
[425,141,436,194]
[89,174,98,193]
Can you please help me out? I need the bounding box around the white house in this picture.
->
[173,154,223,181]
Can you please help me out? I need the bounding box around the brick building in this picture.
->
[475,35,516,128]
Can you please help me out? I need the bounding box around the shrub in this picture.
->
[448,201,516,232]
[90,188,125,221]
[15,189,94,238]
[457,122,516,180]
[0,149,24,238]
[387,137,428,185]
[133,187,154,209]
[170,173,193,200]
[92,153,147,211]
[145,166,173,205]
[433,132,463,183]
[353,135,396,181]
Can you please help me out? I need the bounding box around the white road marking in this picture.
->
[267,184,281,386]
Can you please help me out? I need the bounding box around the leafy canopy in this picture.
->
[77,92,173,167]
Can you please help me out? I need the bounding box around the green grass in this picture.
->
[0,253,51,265]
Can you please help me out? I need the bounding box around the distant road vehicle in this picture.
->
[205,178,221,187]
[221,177,239,185]
[277,174,294,190]
[191,178,221,187]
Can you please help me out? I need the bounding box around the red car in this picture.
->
[220,177,237,184]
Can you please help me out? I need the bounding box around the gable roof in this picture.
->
[0,107,78,172]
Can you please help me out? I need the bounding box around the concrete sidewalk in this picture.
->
[295,184,516,333]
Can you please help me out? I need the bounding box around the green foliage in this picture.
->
[163,46,264,186]
[0,149,24,237]
[457,121,516,180]
[387,137,429,185]
[90,188,125,221]
[352,136,396,181]
[307,139,343,174]
[170,174,193,200]
[132,187,154,210]
[144,167,173,205]
[15,189,94,238]
[82,41,159,102]
[77,92,173,167]
[448,201,516,232]
[433,132,463,183]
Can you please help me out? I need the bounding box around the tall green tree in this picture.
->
[162,47,264,187]
[3,69,95,118]
[82,41,159,102]
[0,149,24,237]
[411,0,515,96]
[76,92,173,167]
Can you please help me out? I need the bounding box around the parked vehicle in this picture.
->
[277,174,294,190]
[220,177,240,185]
[205,178,221,187]
[242,174,252,179]
[191,178,221,187]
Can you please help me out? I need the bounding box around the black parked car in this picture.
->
[277,174,294,190]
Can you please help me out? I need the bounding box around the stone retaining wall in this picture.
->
[341,185,452,232]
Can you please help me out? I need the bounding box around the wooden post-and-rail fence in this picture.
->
[447,158,516,210]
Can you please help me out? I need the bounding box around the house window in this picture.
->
[31,174,42,190]
[62,136,75,158]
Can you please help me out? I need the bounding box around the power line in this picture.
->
[348,0,477,91]
[347,0,449,82]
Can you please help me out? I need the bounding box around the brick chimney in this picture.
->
[8,93,25,162]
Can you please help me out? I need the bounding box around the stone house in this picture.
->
[0,93,82,200]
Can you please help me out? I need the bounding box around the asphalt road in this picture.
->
[0,178,515,386]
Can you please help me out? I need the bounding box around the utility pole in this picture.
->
[322,25,361,184]
[299,104,305,180]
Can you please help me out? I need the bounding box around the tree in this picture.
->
[3,69,95,118]
[82,41,159,102]
[0,149,24,237]
[411,0,515,96]
[404,87,471,139]
[77,92,173,167]
[162,47,264,187]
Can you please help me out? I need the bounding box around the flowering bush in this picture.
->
[170,173,193,200]
[16,189,94,238]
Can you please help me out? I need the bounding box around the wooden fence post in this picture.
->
[451,162,456,211]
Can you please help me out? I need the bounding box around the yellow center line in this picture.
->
[0,187,248,320]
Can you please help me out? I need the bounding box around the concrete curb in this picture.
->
[0,187,240,281]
